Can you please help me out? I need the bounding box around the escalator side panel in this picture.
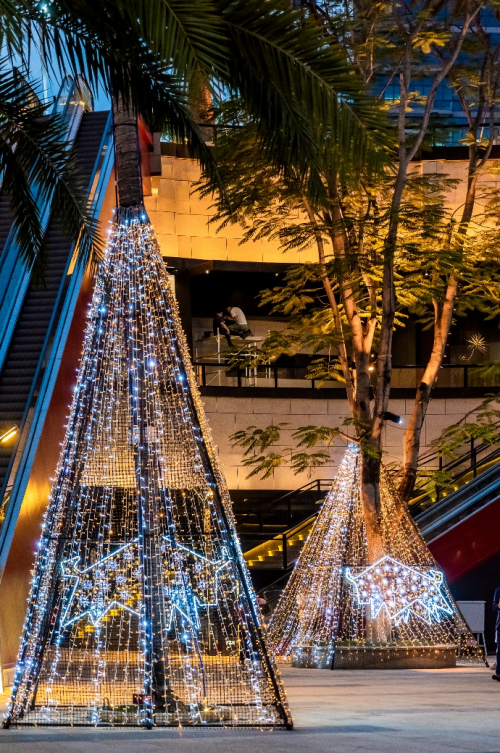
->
[427,494,500,583]
[0,110,113,574]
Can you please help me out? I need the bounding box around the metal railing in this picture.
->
[194,361,500,391]
[236,427,500,564]
[409,421,500,514]
[235,478,332,533]
[241,514,317,570]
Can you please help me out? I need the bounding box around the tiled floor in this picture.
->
[0,665,498,752]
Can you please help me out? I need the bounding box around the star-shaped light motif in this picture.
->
[345,555,454,626]
[60,540,140,627]
[60,538,232,632]
[162,539,231,631]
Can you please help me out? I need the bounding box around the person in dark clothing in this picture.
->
[213,310,232,346]
[492,586,500,680]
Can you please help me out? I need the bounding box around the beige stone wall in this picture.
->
[144,156,317,264]
[144,155,500,265]
[413,158,500,215]
[202,394,483,491]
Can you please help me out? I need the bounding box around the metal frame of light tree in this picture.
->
[4,127,292,728]
[268,445,480,668]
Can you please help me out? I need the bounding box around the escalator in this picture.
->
[0,88,114,573]
[416,463,500,582]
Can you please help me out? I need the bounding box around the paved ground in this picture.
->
[0,664,498,753]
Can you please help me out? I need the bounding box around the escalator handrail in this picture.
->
[416,460,500,539]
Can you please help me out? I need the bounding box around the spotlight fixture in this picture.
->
[0,426,18,443]
[383,411,403,424]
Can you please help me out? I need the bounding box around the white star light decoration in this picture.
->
[164,541,231,630]
[345,556,454,626]
[60,540,140,627]
[60,539,230,631]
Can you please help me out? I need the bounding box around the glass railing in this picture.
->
[193,362,500,390]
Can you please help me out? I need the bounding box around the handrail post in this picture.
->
[237,367,242,388]
[287,498,291,527]
[274,365,278,389]
[464,365,468,389]
[282,533,287,569]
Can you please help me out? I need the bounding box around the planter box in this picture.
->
[332,644,457,670]
[291,646,334,669]
[290,644,457,670]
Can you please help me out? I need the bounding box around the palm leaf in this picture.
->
[0,67,101,280]
[14,0,389,185]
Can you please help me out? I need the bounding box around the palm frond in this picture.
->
[218,0,391,186]
[0,67,101,280]
[16,0,389,189]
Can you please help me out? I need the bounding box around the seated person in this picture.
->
[224,306,251,338]
[213,310,232,346]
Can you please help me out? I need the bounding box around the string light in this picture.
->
[345,557,454,626]
[5,206,291,729]
[269,445,481,668]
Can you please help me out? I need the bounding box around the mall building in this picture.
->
[0,80,499,688]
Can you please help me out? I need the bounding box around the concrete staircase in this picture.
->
[244,515,316,569]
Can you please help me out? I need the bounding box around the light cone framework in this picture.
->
[6,207,291,728]
[269,445,481,669]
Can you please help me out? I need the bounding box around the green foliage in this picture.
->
[412,395,500,494]
[290,452,331,475]
[240,452,289,480]
[293,425,341,447]
[230,423,288,455]
[206,0,500,491]
[0,0,392,278]
[0,70,101,280]
[204,139,500,363]
[305,357,345,386]
[230,421,352,479]
[428,395,500,459]
[359,440,382,461]
[9,0,390,194]
[412,469,455,500]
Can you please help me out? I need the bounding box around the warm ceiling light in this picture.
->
[0,426,18,443]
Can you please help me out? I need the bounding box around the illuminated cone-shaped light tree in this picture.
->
[269,445,479,669]
[5,107,291,728]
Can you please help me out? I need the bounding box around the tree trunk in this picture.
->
[361,451,385,560]
[113,95,144,208]
[398,169,479,502]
